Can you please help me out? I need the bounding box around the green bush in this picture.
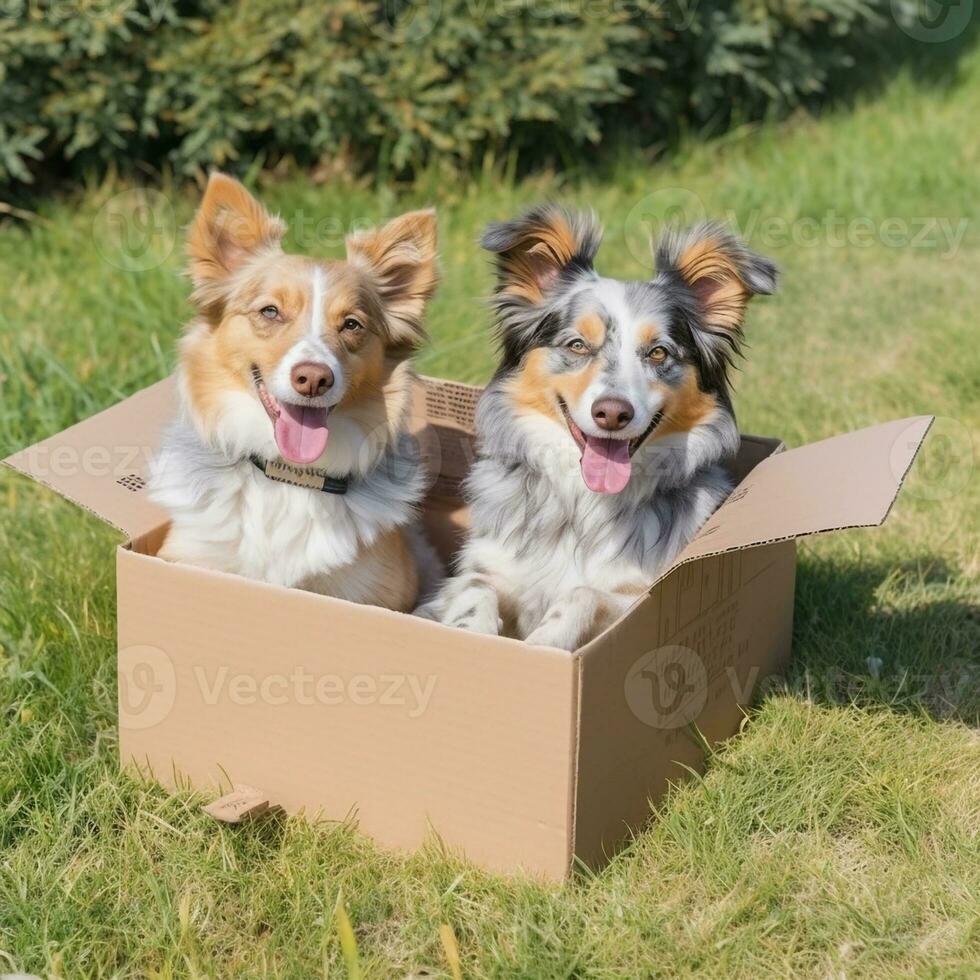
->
[0,0,908,191]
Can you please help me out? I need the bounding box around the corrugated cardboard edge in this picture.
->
[565,659,582,878]
[569,654,585,876]
[876,414,936,525]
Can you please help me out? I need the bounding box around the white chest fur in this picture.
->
[149,420,425,589]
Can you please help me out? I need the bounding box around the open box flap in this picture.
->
[2,376,175,541]
[660,415,934,577]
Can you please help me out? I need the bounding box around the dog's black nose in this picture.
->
[591,397,634,431]
[291,362,334,397]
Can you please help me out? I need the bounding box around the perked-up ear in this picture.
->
[481,204,602,304]
[345,209,438,350]
[186,172,286,318]
[656,222,777,358]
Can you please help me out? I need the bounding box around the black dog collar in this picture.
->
[249,455,349,495]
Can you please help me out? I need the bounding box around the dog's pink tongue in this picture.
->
[581,436,632,494]
[274,402,329,464]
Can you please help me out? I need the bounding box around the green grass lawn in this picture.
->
[2,36,979,980]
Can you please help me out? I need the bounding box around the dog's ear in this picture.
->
[187,173,286,318]
[655,222,777,362]
[346,209,438,350]
[481,204,601,304]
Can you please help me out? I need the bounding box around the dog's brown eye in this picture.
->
[648,346,668,364]
[259,305,280,321]
[567,339,589,354]
[341,317,363,332]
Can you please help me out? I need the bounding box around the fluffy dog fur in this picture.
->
[420,205,777,649]
[150,174,440,610]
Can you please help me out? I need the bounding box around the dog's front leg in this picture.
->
[525,586,631,651]
[420,571,503,636]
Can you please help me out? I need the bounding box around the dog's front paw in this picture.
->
[443,596,501,636]
[413,599,442,622]
[524,617,578,651]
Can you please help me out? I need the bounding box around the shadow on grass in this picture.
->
[780,554,979,725]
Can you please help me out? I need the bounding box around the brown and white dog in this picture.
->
[150,174,440,611]
[420,205,777,649]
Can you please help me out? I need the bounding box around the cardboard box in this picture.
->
[3,375,932,879]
